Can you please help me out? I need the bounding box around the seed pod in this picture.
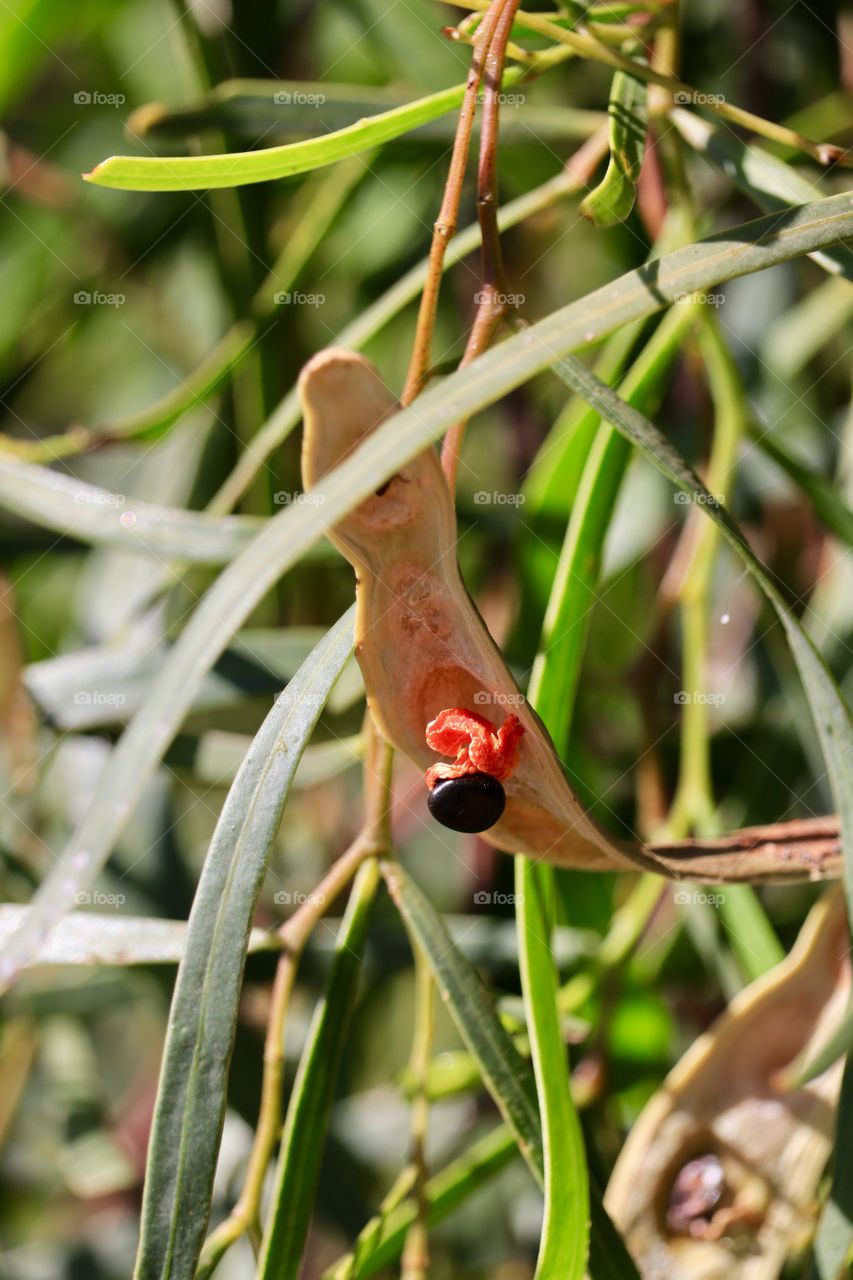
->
[606,889,850,1276]
[299,348,840,884]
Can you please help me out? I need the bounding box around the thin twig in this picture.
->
[448,0,849,166]
[401,0,509,405]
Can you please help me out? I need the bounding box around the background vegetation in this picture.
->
[1,0,852,1277]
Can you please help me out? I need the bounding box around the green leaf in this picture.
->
[383,862,544,1176]
[813,1055,853,1278]
[132,77,605,145]
[749,425,853,547]
[514,859,589,1279]
[25,626,359,730]
[0,906,277,966]
[0,457,262,564]
[671,110,853,283]
[85,70,527,191]
[547,351,853,921]
[529,301,696,755]
[133,608,355,1280]
[5,194,851,991]
[718,884,784,982]
[580,66,647,226]
[258,859,380,1280]
[326,1126,519,1279]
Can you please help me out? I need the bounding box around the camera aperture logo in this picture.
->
[674,691,725,707]
[73,690,126,707]
[274,290,325,307]
[473,491,525,507]
[273,490,325,506]
[473,690,525,707]
[273,90,326,106]
[274,890,326,906]
[74,290,125,307]
[474,890,523,905]
[74,90,126,106]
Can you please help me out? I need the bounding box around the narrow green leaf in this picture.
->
[718,884,784,981]
[85,69,526,191]
[258,859,380,1280]
[0,906,277,966]
[133,608,355,1280]
[326,1126,519,1279]
[813,1055,853,1278]
[529,301,696,755]
[0,457,262,564]
[580,67,647,226]
[5,195,851,991]
[787,998,853,1088]
[548,352,853,923]
[749,425,853,547]
[671,110,853,282]
[383,862,544,1175]
[132,77,605,145]
[515,859,589,1279]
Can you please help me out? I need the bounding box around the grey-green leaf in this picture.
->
[133,608,355,1280]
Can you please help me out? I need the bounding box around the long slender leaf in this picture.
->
[750,426,853,547]
[813,1055,853,1278]
[133,607,355,1280]
[133,77,605,144]
[0,457,261,563]
[4,194,851,992]
[258,859,380,1280]
[0,906,277,966]
[383,862,544,1174]
[548,352,853,921]
[85,68,529,191]
[671,109,853,282]
[514,858,589,1279]
[384,862,638,1277]
[580,66,647,226]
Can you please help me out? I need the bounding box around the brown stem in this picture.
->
[401,0,508,406]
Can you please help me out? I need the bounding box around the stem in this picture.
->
[449,0,849,166]
[400,948,436,1280]
[441,0,522,489]
[401,0,508,405]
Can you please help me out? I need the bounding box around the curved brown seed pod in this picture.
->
[605,888,850,1277]
[299,349,840,884]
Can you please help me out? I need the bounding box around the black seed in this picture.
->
[427,772,506,833]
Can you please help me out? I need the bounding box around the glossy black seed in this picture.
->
[427,772,506,833]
